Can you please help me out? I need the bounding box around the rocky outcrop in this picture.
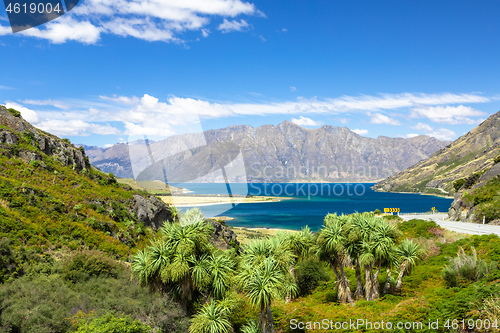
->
[374,110,500,195]
[84,121,449,182]
[448,162,500,222]
[0,105,91,171]
[131,194,173,230]
[208,219,240,251]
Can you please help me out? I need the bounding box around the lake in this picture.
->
[175,183,453,231]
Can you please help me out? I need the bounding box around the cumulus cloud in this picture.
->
[36,119,120,136]
[0,0,258,44]
[5,102,39,123]
[410,105,485,124]
[217,19,250,33]
[290,116,322,127]
[411,122,456,141]
[412,122,434,132]
[370,113,401,125]
[406,133,419,138]
[427,128,456,141]
[352,129,368,135]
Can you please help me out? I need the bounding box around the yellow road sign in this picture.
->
[432,207,436,211]
[384,208,400,213]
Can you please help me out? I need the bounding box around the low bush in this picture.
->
[398,219,441,239]
[453,178,465,191]
[73,312,152,333]
[295,258,330,296]
[62,251,118,283]
[463,173,481,189]
[494,154,500,164]
[7,108,21,117]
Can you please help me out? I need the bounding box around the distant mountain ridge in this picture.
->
[83,121,449,183]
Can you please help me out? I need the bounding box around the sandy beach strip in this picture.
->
[159,195,290,207]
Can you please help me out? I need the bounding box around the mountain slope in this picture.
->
[0,105,173,257]
[85,121,449,183]
[374,110,500,196]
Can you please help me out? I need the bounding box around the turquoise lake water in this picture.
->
[175,183,453,231]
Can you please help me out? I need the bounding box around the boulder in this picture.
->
[131,194,172,230]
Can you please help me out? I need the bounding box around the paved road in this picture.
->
[399,213,500,237]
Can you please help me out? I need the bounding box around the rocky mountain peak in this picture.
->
[0,105,91,171]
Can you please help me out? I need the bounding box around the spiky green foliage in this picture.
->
[442,247,498,287]
[394,239,423,292]
[189,300,233,333]
[317,213,354,305]
[132,219,237,312]
[238,258,287,333]
[241,320,261,333]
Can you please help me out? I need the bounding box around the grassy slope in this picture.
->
[0,122,158,258]
[232,219,500,333]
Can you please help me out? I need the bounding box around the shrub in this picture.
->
[0,238,17,283]
[463,173,481,189]
[295,258,330,296]
[29,160,40,168]
[373,209,382,215]
[7,144,21,156]
[7,108,21,117]
[87,217,114,234]
[494,155,500,165]
[398,219,441,239]
[453,178,465,191]
[62,251,118,283]
[73,312,152,333]
[442,247,498,287]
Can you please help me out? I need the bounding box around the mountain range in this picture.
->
[82,121,449,183]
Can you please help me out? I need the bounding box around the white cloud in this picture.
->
[410,105,485,124]
[290,86,296,92]
[20,16,101,44]
[217,19,250,33]
[21,99,71,109]
[0,0,258,44]
[5,102,39,123]
[290,116,322,127]
[427,128,456,141]
[36,119,120,136]
[352,129,368,135]
[412,122,434,132]
[406,133,419,138]
[411,122,456,141]
[201,29,210,37]
[370,113,401,125]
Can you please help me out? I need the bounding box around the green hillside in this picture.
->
[0,105,173,257]
[1,105,500,333]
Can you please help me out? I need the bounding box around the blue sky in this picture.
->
[1,0,500,147]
